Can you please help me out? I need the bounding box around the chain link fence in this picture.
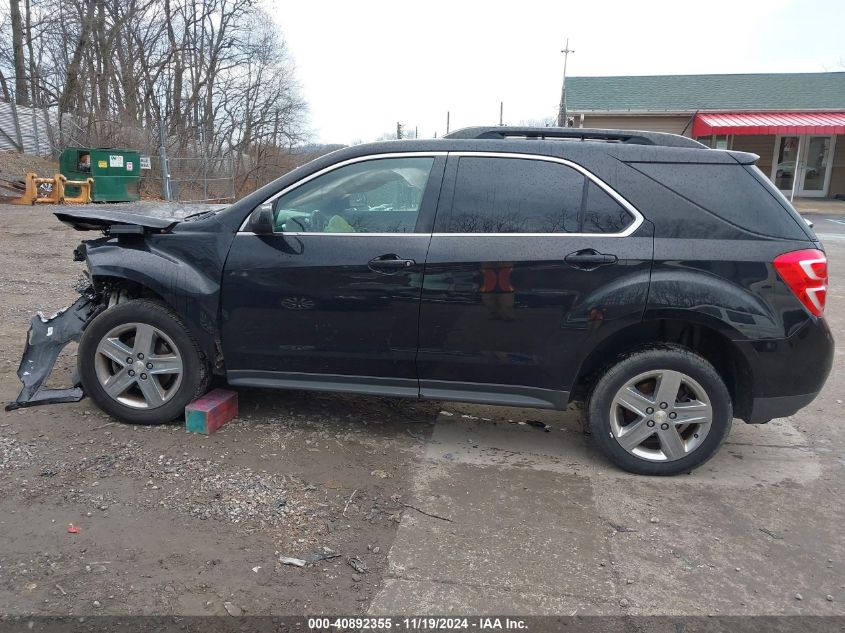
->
[142,153,236,203]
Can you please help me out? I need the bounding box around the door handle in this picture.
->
[564,249,618,271]
[368,254,416,273]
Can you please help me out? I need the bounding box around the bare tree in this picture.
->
[0,0,309,189]
[8,0,27,103]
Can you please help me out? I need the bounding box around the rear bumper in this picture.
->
[740,316,833,423]
[748,392,820,424]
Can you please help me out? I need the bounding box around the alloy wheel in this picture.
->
[609,369,713,462]
[93,322,184,409]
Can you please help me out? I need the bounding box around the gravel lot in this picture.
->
[0,204,844,624]
[0,204,440,616]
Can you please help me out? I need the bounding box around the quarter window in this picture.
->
[439,156,634,234]
[582,181,633,234]
[271,157,435,233]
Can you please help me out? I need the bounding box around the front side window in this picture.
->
[439,156,634,234]
[271,156,435,233]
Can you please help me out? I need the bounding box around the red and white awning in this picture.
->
[692,112,845,136]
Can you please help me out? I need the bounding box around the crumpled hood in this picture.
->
[54,207,180,232]
[54,203,228,233]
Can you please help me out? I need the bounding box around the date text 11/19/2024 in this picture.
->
[308,617,528,630]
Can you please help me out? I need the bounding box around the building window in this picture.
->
[696,135,729,149]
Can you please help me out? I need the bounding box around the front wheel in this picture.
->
[588,347,732,475]
[78,299,209,425]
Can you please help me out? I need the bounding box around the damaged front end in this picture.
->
[5,287,105,411]
[7,206,229,411]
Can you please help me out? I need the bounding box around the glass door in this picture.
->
[772,135,835,198]
[800,136,833,196]
[773,136,800,192]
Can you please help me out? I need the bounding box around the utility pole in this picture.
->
[446,111,450,135]
[557,38,575,127]
[499,101,504,126]
[159,122,171,201]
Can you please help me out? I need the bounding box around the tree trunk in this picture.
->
[95,0,110,113]
[165,0,183,135]
[9,0,29,105]
[0,69,10,102]
[25,0,38,105]
[58,0,98,114]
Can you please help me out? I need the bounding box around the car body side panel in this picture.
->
[417,231,654,394]
[646,236,830,406]
[83,218,236,363]
[647,238,818,341]
[220,233,431,378]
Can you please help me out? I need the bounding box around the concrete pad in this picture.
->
[372,407,830,616]
[426,412,820,486]
[371,460,618,615]
[373,578,586,615]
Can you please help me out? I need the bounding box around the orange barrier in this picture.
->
[11,172,94,205]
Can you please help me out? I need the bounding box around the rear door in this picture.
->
[221,153,445,395]
[417,152,654,408]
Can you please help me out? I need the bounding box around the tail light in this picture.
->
[773,249,828,317]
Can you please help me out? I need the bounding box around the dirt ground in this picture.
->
[0,204,441,617]
[0,203,844,626]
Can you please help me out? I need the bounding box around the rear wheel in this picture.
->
[78,300,209,425]
[588,347,732,475]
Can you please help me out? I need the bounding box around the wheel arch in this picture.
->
[89,270,221,370]
[571,318,754,421]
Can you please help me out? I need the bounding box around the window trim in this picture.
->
[238,150,644,238]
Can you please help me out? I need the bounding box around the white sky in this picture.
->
[266,0,845,145]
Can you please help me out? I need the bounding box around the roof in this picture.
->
[692,112,845,136]
[567,73,845,113]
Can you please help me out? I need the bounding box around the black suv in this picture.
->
[26,127,834,475]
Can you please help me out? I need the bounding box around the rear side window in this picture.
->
[439,156,634,234]
[628,162,809,240]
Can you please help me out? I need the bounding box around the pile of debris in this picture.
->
[0,151,59,201]
[0,170,27,200]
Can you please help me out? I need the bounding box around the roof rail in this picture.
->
[444,126,706,149]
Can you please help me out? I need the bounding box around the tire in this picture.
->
[588,346,732,476]
[78,299,209,425]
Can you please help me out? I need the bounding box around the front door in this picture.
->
[417,153,653,409]
[221,154,445,395]
[772,135,836,198]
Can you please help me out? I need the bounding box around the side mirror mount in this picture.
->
[249,204,275,234]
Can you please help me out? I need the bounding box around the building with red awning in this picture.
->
[568,73,845,199]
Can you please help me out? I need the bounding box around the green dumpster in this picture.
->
[59,148,141,202]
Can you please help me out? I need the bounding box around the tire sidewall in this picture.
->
[78,301,203,425]
[589,348,732,476]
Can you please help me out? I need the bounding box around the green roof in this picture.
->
[567,72,845,112]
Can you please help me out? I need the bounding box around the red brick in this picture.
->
[185,389,239,434]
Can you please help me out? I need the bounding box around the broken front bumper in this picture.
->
[5,292,103,410]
